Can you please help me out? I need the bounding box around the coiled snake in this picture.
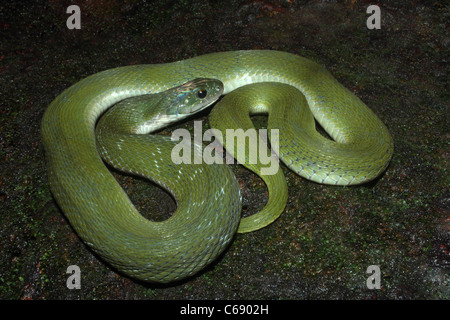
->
[41,50,393,283]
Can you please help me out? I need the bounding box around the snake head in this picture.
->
[130,78,224,134]
[165,78,224,116]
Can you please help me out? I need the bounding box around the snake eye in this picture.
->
[197,90,207,99]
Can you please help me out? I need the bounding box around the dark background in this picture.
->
[0,0,448,299]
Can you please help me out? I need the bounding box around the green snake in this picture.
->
[41,50,393,283]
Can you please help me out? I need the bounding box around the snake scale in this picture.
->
[41,50,393,283]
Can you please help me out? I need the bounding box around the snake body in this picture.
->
[41,50,393,283]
